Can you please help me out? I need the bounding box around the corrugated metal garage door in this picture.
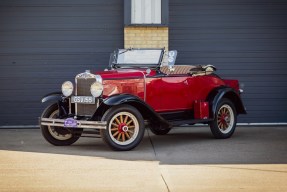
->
[0,0,123,126]
[170,0,287,123]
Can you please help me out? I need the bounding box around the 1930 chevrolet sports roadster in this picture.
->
[40,48,246,151]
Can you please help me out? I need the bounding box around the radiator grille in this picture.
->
[76,77,97,116]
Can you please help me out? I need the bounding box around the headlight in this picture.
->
[61,81,73,97]
[90,82,103,97]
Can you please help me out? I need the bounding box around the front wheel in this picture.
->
[40,103,82,146]
[209,98,237,139]
[100,104,145,151]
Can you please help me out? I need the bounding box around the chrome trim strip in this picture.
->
[69,98,71,114]
[139,71,147,102]
[41,118,107,129]
[75,75,78,115]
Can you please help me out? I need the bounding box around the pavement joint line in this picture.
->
[146,129,170,192]
[146,129,157,158]
[205,165,287,174]
[161,173,171,192]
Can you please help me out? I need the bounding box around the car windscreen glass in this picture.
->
[116,49,162,65]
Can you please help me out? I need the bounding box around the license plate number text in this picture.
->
[71,96,95,104]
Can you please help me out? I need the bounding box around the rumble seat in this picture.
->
[160,65,215,76]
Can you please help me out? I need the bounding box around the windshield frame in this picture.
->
[112,48,165,68]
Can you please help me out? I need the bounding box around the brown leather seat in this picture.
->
[160,65,215,76]
[160,65,197,75]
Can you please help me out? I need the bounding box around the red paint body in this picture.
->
[194,101,209,119]
[97,68,239,113]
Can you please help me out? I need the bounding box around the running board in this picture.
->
[169,119,213,126]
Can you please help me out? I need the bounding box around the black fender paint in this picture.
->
[41,92,63,103]
[92,94,171,127]
[41,92,69,117]
[206,86,247,119]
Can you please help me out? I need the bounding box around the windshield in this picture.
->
[116,49,163,66]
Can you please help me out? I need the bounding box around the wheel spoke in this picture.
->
[220,108,224,114]
[125,132,131,139]
[124,115,128,123]
[111,128,118,131]
[115,117,121,125]
[128,125,135,129]
[218,112,222,117]
[112,123,118,127]
[126,120,133,126]
[218,122,222,129]
[122,133,126,142]
[117,132,121,141]
[120,115,123,123]
[223,122,228,129]
[112,131,119,137]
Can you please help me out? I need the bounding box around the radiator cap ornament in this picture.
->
[76,70,95,79]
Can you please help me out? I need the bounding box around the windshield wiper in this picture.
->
[118,48,133,55]
[112,48,134,68]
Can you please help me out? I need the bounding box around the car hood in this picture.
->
[95,69,149,80]
[95,69,150,99]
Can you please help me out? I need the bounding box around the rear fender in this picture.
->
[92,94,171,127]
[207,87,247,119]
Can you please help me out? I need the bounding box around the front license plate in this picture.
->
[64,118,77,128]
[71,96,95,104]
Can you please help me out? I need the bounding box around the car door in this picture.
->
[145,75,192,112]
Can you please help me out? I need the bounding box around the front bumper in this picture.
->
[40,118,107,129]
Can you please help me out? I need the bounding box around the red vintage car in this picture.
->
[40,48,246,151]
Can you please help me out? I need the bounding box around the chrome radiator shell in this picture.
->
[75,71,101,116]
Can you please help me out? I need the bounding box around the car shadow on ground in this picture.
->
[0,126,287,165]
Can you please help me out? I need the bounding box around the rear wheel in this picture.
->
[40,103,82,146]
[209,98,237,139]
[100,105,145,151]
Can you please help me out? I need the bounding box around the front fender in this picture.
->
[103,94,143,106]
[92,94,171,127]
[41,92,69,117]
[41,92,63,103]
[207,86,247,119]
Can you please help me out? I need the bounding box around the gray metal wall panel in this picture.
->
[170,0,287,123]
[0,0,123,126]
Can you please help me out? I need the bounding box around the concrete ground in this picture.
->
[0,126,286,192]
